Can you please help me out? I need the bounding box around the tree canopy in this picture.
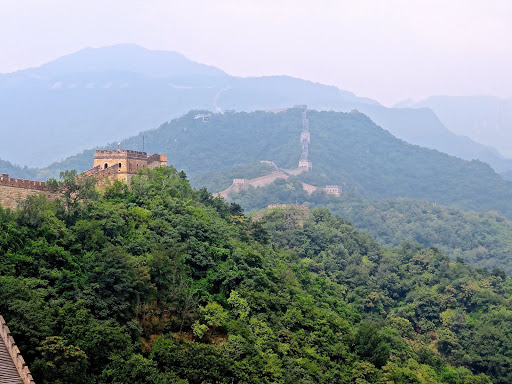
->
[0,167,510,383]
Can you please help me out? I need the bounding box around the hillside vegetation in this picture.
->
[229,178,512,274]
[1,167,511,383]
[7,109,512,219]
[107,110,512,217]
[321,197,512,273]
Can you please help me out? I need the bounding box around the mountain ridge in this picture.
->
[1,44,510,173]
[5,109,512,220]
[404,95,512,158]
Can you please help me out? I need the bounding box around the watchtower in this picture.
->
[324,185,341,196]
[232,179,247,186]
[298,160,312,170]
[92,149,167,183]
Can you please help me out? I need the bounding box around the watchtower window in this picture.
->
[104,163,108,169]
[118,163,122,168]
[137,164,139,170]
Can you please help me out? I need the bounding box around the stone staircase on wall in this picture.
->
[0,315,35,384]
[0,340,22,384]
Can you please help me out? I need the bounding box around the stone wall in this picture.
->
[218,172,289,199]
[247,171,288,188]
[147,154,168,168]
[0,315,35,384]
[0,175,58,209]
[93,153,144,175]
[324,185,341,196]
[281,167,307,176]
[268,204,308,210]
[298,160,312,170]
[302,182,318,195]
[0,175,48,190]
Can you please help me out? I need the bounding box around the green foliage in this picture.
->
[320,196,512,274]
[31,336,88,384]
[353,322,391,368]
[228,290,250,320]
[232,179,512,274]
[11,109,512,218]
[199,302,228,327]
[1,166,510,383]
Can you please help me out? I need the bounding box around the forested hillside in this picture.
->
[230,178,512,274]
[1,167,510,383]
[7,109,512,217]
[321,197,512,273]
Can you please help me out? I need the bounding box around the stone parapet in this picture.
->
[94,149,148,160]
[324,185,341,196]
[267,204,308,210]
[147,153,167,168]
[298,160,312,170]
[0,175,48,191]
[0,315,35,384]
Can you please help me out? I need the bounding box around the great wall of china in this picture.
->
[0,150,167,210]
[218,105,341,199]
[0,314,35,384]
[0,174,60,210]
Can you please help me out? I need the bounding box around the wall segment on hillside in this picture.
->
[0,175,58,210]
[0,149,167,210]
[0,315,35,384]
[217,106,341,199]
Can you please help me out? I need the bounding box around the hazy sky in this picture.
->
[1,0,511,105]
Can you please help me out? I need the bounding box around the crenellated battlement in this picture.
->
[0,175,49,191]
[83,163,121,178]
[267,204,308,210]
[0,315,35,384]
[147,153,168,168]
[93,149,167,174]
[94,149,149,160]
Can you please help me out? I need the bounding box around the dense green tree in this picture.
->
[0,167,509,383]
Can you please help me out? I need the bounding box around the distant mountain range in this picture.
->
[399,95,512,158]
[1,43,512,174]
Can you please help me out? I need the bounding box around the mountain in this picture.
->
[404,95,512,158]
[2,44,511,173]
[26,43,227,78]
[10,109,512,219]
[0,166,508,383]
[351,104,512,173]
[0,44,367,167]
[0,44,227,166]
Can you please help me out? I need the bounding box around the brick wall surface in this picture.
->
[0,185,58,210]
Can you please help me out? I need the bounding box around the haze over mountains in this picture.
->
[401,95,512,158]
[2,44,512,174]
